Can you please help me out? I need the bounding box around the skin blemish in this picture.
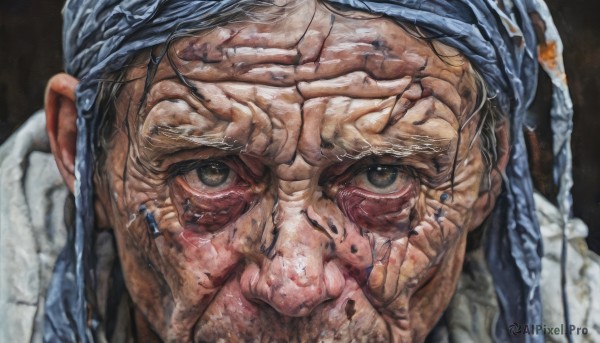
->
[432,158,442,173]
[462,88,472,99]
[434,207,444,223]
[412,118,428,126]
[440,193,449,203]
[320,139,334,149]
[285,151,297,166]
[303,210,333,239]
[365,265,373,279]
[345,299,356,320]
[350,245,358,254]
[421,86,432,98]
[417,57,429,72]
[327,218,338,234]
[138,205,162,238]
[260,227,279,260]
[183,199,191,213]
[371,39,384,50]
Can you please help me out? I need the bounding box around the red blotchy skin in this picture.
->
[94,1,494,342]
[171,179,256,233]
[336,180,418,236]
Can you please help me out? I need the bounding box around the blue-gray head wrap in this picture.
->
[47,1,574,342]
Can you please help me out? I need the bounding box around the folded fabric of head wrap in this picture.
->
[46,1,574,342]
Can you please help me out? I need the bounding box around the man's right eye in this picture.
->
[183,161,240,192]
[196,162,231,187]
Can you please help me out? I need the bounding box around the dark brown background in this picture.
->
[1,0,598,253]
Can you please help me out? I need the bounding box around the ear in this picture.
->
[45,73,79,193]
[469,117,510,230]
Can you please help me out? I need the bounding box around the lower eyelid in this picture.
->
[169,177,257,233]
[336,179,418,233]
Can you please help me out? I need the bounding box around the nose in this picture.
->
[240,205,345,317]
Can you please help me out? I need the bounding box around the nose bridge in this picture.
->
[260,198,329,313]
[241,176,347,317]
[267,156,327,263]
[239,154,347,316]
[272,197,324,263]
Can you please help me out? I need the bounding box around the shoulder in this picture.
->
[438,193,600,342]
[535,193,600,341]
[0,111,69,343]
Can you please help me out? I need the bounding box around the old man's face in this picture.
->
[97,2,492,342]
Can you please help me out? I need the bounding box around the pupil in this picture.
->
[197,162,230,187]
[366,166,397,188]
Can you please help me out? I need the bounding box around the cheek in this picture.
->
[407,233,469,341]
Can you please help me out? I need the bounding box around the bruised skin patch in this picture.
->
[170,178,256,233]
[99,2,490,342]
[336,179,419,238]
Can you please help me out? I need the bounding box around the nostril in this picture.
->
[240,259,344,318]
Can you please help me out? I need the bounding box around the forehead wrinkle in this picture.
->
[297,72,413,99]
[298,94,457,166]
[137,76,466,169]
[160,10,469,87]
[129,6,476,169]
[419,76,466,120]
[144,79,207,117]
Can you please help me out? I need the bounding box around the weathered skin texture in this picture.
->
[96,2,490,342]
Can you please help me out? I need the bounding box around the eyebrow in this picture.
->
[316,134,454,161]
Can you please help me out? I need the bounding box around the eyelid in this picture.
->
[320,157,408,185]
[182,161,238,193]
[168,156,268,193]
[168,157,237,178]
[320,158,415,200]
[355,165,411,194]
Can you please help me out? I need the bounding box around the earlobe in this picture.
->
[45,73,79,193]
[468,117,511,230]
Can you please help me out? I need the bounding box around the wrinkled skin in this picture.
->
[96,2,495,342]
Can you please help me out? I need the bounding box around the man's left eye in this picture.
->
[355,165,408,193]
[366,166,398,188]
[184,161,238,191]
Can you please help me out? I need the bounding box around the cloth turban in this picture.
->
[47,1,574,342]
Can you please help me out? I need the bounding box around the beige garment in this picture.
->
[0,112,133,343]
[0,111,68,342]
[445,194,600,343]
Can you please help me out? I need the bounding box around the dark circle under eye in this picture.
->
[366,165,398,188]
[197,162,230,187]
